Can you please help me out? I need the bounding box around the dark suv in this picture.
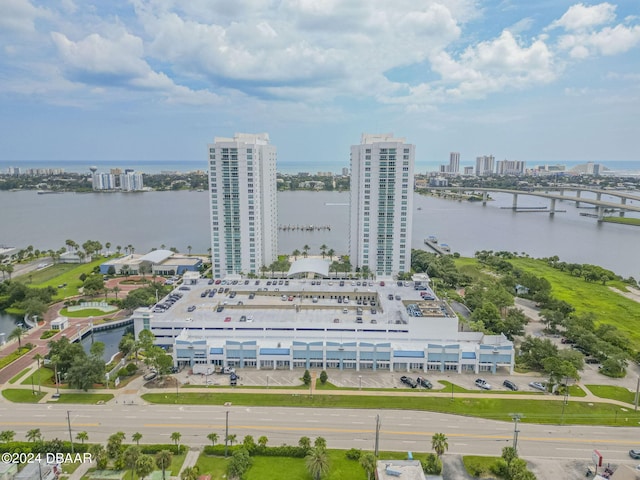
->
[400,376,417,388]
[416,377,432,389]
[503,379,518,391]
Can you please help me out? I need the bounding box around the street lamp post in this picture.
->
[358,375,362,390]
[224,410,229,457]
[55,367,60,396]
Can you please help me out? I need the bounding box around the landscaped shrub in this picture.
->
[140,444,185,455]
[345,448,361,460]
[40,330,57,340]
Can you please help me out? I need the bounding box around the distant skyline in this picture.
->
[1,1,639,165]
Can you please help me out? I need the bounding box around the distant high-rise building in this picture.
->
[350,133,414,277]
[495,160,525,176]
[449,152,460,175]
[120,172,144,191]
[92,173,115,190]
[342,167,350,176]
[475,155,495,176]
[208,133,277,277]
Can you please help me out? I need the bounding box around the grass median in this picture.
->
[141,391,640,426]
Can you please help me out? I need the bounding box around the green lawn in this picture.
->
[587,384,638,404]
[60,308,118,318]
[2,388,47,403]
[142,391,640,426]
[195,450,414,480]
[49,393,114,404]
[508,257,640,348]
[168,453,186,476]
[22,366,56,386]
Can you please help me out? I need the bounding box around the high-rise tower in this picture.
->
[349,133,414,277]
[208,133,277,277]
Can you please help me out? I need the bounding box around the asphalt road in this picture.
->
[1,403,638,464]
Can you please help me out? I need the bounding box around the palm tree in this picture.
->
[76,431,89,444]
[187,245,192,255]
[258,435,268,449]
[132,432,143,445]
[292,249,301,261]
[226,433,237,447]
[116,245,122,255]
[123,445,141,480]
[155,450,173,480]
[26,428,42,443]
[431,432,449,457]
[303,245,310,258]
[207,432,219,446]
[9,327,24,349]
[360,453,377,480]
[327,249,335,262]
[113,285,121,299]
[305,447,330,480]
[320,244,327,258]
[135,455,154,480]
[180,466,199,480]
[105,242,111,255]
[170,431,181,448]
[0,431,16,443]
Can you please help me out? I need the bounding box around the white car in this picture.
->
[475,378,492,390]
[529,381,546,392]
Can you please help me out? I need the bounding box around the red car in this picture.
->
[215,279,221,284]
[379,281,385,286]
[224,317,231,322]
[288,296,294,301]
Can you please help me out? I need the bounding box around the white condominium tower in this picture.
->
[449,152,460,174]
[208,133,278,278]
[350,133,415,277]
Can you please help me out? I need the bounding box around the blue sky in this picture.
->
[1,0,639,166]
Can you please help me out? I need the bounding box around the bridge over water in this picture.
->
[425,187,640,221]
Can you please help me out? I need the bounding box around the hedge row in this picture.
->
[203,444,308,458]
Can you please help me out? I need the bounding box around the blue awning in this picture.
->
[393,351,424,358]
[209,348,224,354]
[461,352,476,359]
[260,348,290,355]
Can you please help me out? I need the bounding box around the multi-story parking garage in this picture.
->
[132,275,514,374]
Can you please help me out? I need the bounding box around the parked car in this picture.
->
[224,316,231,322]
[416,377,432,389]
[503,380,518,391]
[239,315,247,322]
[629,450,640,459]
[529,381,546,392]
[475,378,492,390]
[400,376,417,388]
[143,371,157,381]
[216,306,224,312]
[187,305,196,312]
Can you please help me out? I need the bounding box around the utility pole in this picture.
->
[67,411,74,454]
[635,377,640,412]
[224,410,229,457]
[510,413,522,451]
[374,415,381,457]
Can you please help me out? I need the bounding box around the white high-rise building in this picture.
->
[208,133,277,278]
[449,152,460,175]
[120,172,144,191]
[350,133,414,277]
[91,173,115,190]
[475,155,495,176]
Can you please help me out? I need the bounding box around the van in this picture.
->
[312,297,319,303]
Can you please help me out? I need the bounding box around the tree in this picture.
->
[320,244,328,258]
[360,453,376,480]
[76,431,88,444]
[327,249,335,261]
[170,432,181,448]
[226,434,237,447]
[501,446,518,466]
[319,370,328,384]
[155,450,173,480]
[242,435,256,453]
[0,430,16,443]
[107,431,126,458]
[9,326,25,349]
[292,249,301,260]
[422,453,442,475]
[83,275,105,296]
[180,466,199,480]
[431,433,448,457]
[303,245,310,258]
[299,436,311,451]
[306,447,330,480]
[314,437,327,449]
[187,245,192,255]
[123,446,142,480]
[132,432,143,445]
[119,334,135,358]
[90,341,105,359]
[26,428,42,442]
[135,454,155,480]
[303,369,312,386]
[89,444,108,470]
[257,435,268,449]
[227,449,252,480]
[207,432,219,446]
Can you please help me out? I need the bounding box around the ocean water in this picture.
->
[2,160,640,175]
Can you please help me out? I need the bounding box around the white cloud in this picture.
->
[0,0,50,33]
[549,2,616,32]
[558,24,640,58]
[50,30,222,104]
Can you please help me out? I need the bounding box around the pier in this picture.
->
[424,239,449,255]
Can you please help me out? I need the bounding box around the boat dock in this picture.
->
[424,239,450,255]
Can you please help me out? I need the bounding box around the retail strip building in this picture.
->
[132,270,514,374]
